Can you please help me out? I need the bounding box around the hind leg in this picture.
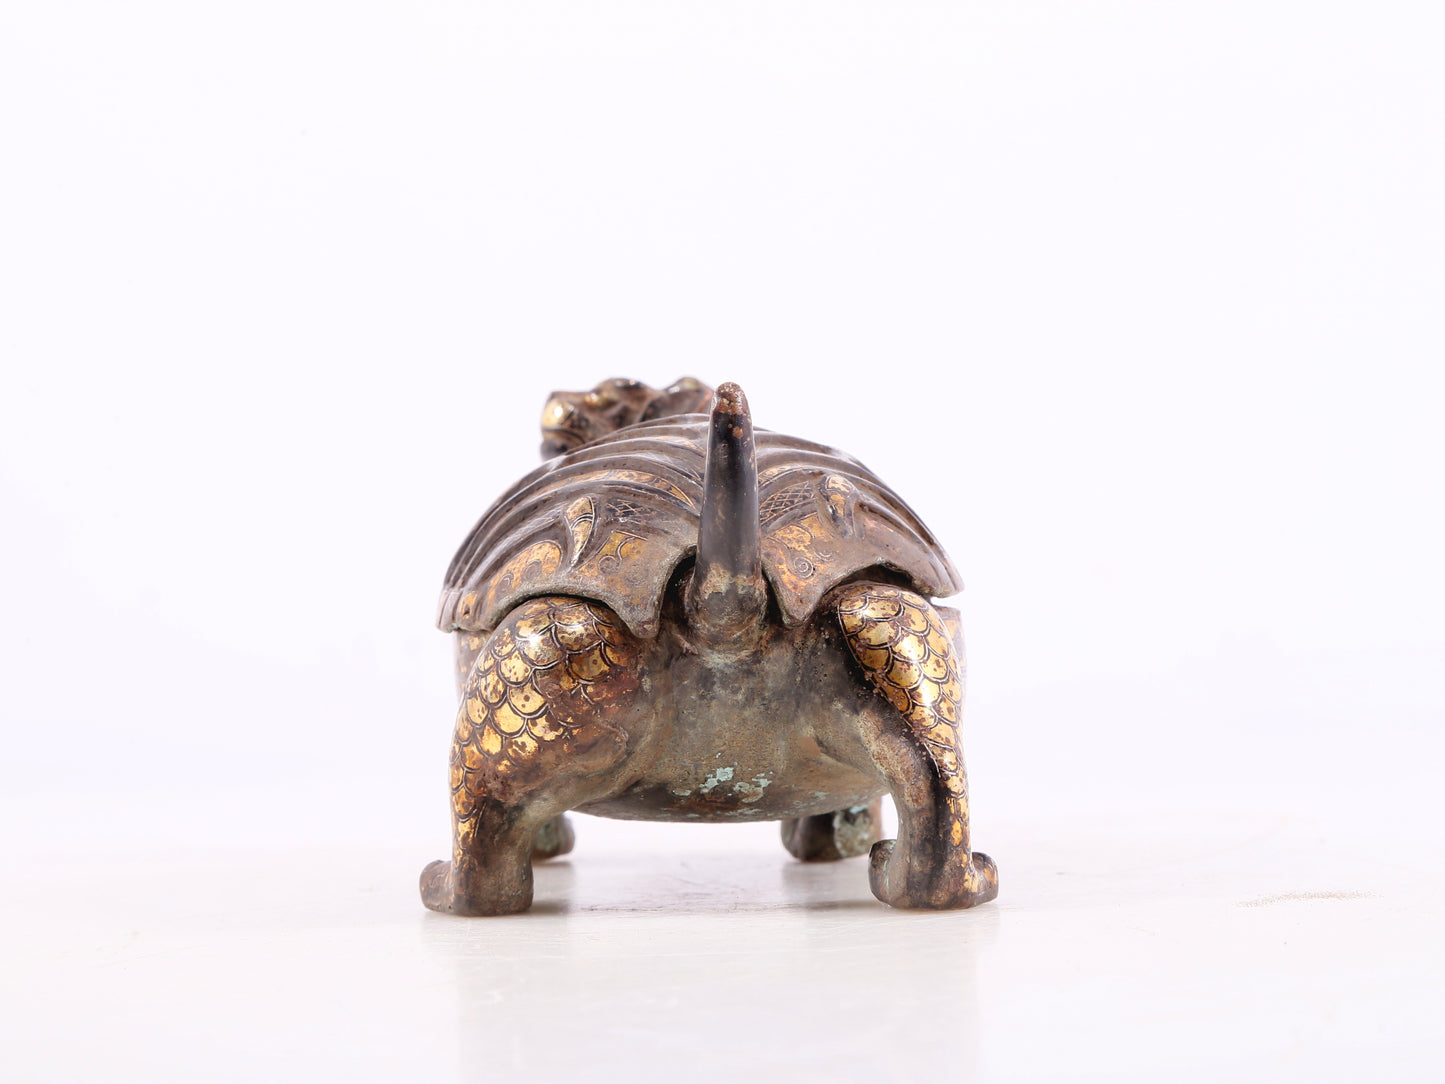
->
[421,597,651,915]
[780,800,882,861]
[826,584,998,910]
[454,630,577,863]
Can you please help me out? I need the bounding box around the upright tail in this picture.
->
[684,382,769,647]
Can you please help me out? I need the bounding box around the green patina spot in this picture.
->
[734,773,774,803]
[698,766,735,794]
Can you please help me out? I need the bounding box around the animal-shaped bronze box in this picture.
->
[421,378,998,913]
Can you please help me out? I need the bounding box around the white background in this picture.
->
[2,2,1442,1081]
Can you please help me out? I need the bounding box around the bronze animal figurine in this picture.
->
[421,377,999,914]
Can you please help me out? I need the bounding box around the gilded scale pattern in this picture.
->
[449,597,639,849]
[834,584,971,848]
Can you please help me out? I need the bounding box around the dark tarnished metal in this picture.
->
[438,403,959,640]
[422,377,998,914]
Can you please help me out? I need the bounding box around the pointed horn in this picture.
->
[684,382,768,646]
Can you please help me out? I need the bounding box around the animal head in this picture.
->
[539,377,714,458]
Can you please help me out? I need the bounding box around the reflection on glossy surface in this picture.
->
[425,850,992,1081]
[4,811,1442,1082]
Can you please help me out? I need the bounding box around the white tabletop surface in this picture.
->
[5,777,1441,1082]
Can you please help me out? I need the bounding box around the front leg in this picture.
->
[827,583,998,909]
[780,800,882,862]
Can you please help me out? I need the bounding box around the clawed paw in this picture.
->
[531,814,576,861]
[419,858,533,916]
[419,859,459,913]
[868,840,999,910]
[781,803,881,862]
